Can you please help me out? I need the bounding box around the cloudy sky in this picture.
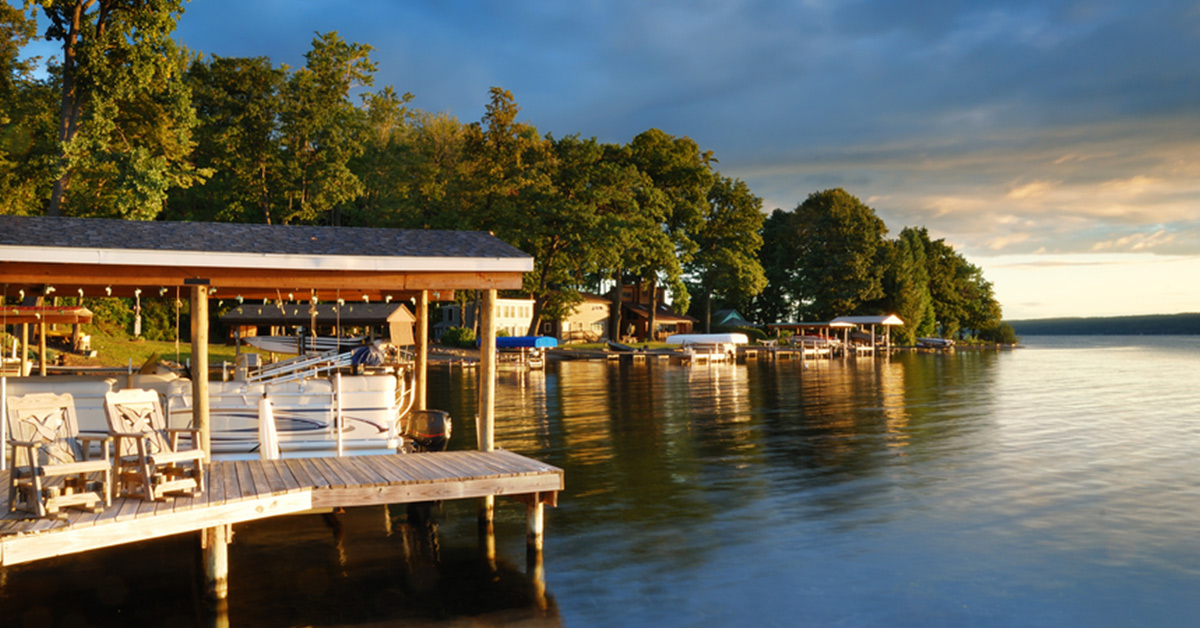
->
[20,0,1200,319]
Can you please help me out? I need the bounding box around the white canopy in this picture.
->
[665,333,750,346]
[831,314,905,326]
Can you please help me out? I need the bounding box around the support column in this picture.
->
[202,525,230,600]
[415,290,429,412]
[38,320,46,376]
[477,289,497,531]
[477,289,496,452]
[526,498,545,553]
[19,323,28,376]
[191,286,211,454]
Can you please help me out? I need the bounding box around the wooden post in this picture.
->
[527,498,545,553]
[202,525,230,600]
[415,290,429,412]
[478,289,496,452]
[191,285,211,454]
[19,323,28,376]
[477,289,497,530]
[37,320,46,376]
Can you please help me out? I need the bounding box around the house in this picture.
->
[618,282,696,342]
[435,297,536,339]
[539,293,610,343]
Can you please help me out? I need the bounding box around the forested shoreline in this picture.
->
[1,2,1011,344]
[1010,314,1200,336]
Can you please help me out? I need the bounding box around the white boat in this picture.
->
[1,347,438,460]
[665,333,749,363]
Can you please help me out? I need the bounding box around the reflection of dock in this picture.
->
[0,450,562,567]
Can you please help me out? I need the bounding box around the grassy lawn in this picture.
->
[3,331,256,369]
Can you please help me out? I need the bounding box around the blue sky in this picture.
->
[17,0,1200,319]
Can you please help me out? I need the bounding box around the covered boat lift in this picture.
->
[0,215,548,598]
[831,314,905,354]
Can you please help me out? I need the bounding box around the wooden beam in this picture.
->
[415,290,428,412]
[478,289,496,452]
[191,286,211,454]
[0,262,524,292]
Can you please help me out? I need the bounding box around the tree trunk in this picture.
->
[47,1,90,216]
[704,289,712,334]
[646,275,658,342]
[609,270,622,342]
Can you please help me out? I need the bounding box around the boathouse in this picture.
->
[0,215,563,599]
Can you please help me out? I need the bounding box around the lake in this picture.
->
[4,336,1200,627]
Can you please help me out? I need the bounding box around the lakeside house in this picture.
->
[435,297,535,339]
[539,292,612,343]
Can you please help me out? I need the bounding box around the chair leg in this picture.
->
[31,473,46,518]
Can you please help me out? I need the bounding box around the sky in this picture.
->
[16,0,1200,319]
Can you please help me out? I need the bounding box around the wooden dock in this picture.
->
[0,449,563,568]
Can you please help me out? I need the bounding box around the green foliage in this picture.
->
[439,326,475,349]
[167,55,286,223]
[978,321,1019,344]
[762,188,888,321]
[688,174,767,331]
[877,227,936,345]
[39,0,204,219]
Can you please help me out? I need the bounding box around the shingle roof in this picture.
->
[0,215,529,260]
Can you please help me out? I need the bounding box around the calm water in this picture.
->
[4,336,1200,627]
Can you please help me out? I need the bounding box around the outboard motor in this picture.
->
[404,409,452,452]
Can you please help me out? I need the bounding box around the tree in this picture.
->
[346,85,414,226]
[512,134,648,335]
[39,0,202,219]
[276,31,375,225]
[790,188,888,320]
[688,174,767,332]
[167,55,285,223]
[876,227,936,344]
[0,3,55,215]
[750,208,804,324]
[624,129,713,337]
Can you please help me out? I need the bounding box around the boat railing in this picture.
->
[247,348,353,385]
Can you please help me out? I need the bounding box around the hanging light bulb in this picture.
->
[44,285,55,295]
[362,294,370,303]
[105,286,112,296]
[236,295,244,304]
[385,295,392,303]
[159,287,168,297]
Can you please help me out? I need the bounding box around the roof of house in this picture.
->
[220,302,414,326]
[712,308,753,327]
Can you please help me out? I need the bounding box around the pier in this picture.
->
[0,450,562,595]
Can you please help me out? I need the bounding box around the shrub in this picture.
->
[440,326,476,348]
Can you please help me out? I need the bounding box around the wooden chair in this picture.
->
[6,392,113,518]
[104,388,206,501]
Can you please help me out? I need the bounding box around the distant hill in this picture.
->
[1008,313,1200,335]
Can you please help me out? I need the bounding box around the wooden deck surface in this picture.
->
[0,449,563,566]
